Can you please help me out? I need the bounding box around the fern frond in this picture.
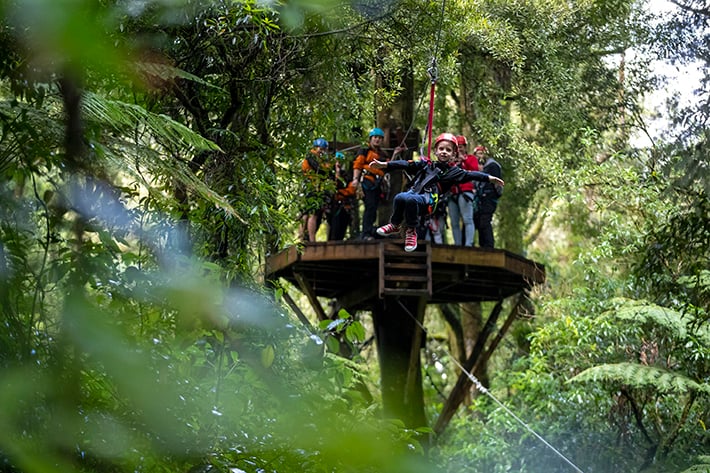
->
[82,91,222,153]
[569,362,710,395]
[135,62,226,92]
[97,139,241,221]
[607,299,710,345]
[612,301,688,338]
[82,92,240,219]
[678,458,710,473]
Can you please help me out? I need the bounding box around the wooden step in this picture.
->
[384,262,428,270]
[383,251,428,258]
[384,274,429,282]
[379,241,433,299]
[381,287,430,296]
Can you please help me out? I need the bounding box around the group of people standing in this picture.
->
[446,136,503,249]
[299,137,356,242]
[299,128,504,252]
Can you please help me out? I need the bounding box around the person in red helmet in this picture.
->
[473,145,502,248]
[370,133,504,252]
[448,135,480,247]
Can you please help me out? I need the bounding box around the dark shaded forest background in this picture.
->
[0,0,708,472]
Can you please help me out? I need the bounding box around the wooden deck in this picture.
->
[265,240,545,308]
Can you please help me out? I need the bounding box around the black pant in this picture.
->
[360,185,380,238]
[328,207,351,241]
[474,199,497,248]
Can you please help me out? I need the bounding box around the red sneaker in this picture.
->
[376,223,401,236]
[404,228,418,252]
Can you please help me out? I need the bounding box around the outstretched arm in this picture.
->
[369,159,388,170]
[489,175,504,186]
[462,169,504,185]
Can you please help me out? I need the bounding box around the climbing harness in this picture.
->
[395,299,587,473]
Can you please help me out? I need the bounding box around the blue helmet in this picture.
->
[335,152,345,159]
[369,128,385,138]
[313,138,329,148]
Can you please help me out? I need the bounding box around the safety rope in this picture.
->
[395,299,586,473]
[422,0,448,159]
[392,0,448,160]
[424,58,438,160]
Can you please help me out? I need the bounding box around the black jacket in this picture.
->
[476,158,503,202]
[386,159,491,195]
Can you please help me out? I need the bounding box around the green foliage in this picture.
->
[679,455,710,473]
[633,190,710,321]
[572,362,710,395]
[0,263,436,472]
[1,0,708,472]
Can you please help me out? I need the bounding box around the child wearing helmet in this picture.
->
[299,138,334,242]
[326,151,357,241]
[351,128,389,239]
[370,133,504,252]
[447,135,480,247]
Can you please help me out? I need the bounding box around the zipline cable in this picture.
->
[442,354,585,473]
[395,299,586,473]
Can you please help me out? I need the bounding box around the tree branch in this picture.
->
[620,387,654,445]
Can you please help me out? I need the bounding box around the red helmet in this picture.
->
[455,135,468,146]
[434,133,458,151]
[473,145,488,154]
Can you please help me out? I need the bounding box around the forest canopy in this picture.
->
[0,0,707,472]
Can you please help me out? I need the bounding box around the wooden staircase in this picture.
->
[378,240,432,298]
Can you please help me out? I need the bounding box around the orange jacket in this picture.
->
[302,149,334,192]
[353,146,387,184]
[335,181,357,201]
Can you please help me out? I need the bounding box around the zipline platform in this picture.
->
[266,239,546,430]
[265,240,545,307]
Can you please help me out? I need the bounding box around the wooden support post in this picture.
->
[433,297,510,435]
[402,297,427,406]
[293,271,328,322]
[474,294,526,378]
[281,290,315,332]
[372,296,428,429]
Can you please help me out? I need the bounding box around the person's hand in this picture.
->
[369,160,387,169]
[489,176,504,186]
[392,145,407,158]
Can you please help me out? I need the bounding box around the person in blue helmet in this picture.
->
[351,128,389,239]
[371,133,504,252]
[299,137,334,242]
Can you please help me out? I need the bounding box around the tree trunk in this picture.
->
[461,301,489,396]
[372,296,428,429]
